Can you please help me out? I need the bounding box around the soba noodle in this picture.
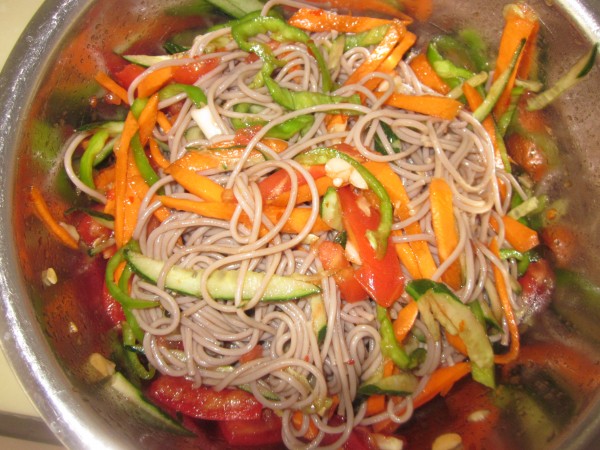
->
[64,1,524,447]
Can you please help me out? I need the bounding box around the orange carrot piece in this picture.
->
[156,111,173,133]
[288,8,393,33]
[393,300,419,342]
[445,330,468,356]
[292,412,319,440]
[126,172,170,223]
[263,207,330,234]
[168,164,224,203]
[239,344,263,364]
[344,23,405,88]
[393,239,422,279]
[489,215,539,253]
[159,197,237,221]
[114,112,140,247]
[364,32,417,93]
[95,71,129,104]
[148,138,170,170]
[490,238,520,364]
[268,176,334,207]
[381,93,462,120]
[30,186,79,250]
[462,83,504,169]
[137,93,159,146]
[409,53,451,95]
[306,1,414,25]
[365,395,386,416]
[94,166,115,192]
[137,66,174,99]
[363,161,437,278]
[413,362,471,408]
[493,3,539,116]
[429,178,462,290]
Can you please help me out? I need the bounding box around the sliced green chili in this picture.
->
[122,321,155,380]
[377,305,411,370]
[131,134,160,187]
[159,83,207,108]
[344,25,389,51]
[264,77,360,111]
[79,129,109,188]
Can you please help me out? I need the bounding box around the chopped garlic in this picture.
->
[345,241,362,265]
[468,409,491,423]
[303,234,320,245]
[373,433,404,450]
[325,157,367,190]
[88,353,116,380]
[41,268,58,286]
[191,105,225,139]
[432,433,463,450]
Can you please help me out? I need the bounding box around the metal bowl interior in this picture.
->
[1,0,600,449]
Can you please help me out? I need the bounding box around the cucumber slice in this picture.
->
[358,373,418,396]
[320,187,343,231]
[407,279,495,388]
[206,0,265,18]
[109,372,191,434]
[528,43,598,111]
[310,295,327,345]
[123,54,176,67]
[125,251,320,302]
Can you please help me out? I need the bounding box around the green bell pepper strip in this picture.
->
[497,86,524,136]
[231,15,333,93]
[344,25,390,51]
[457,29,490,72]
[131,98,148,119]
[131,134,160,187]
[376,305,411,370]
[79,129,109,188]
[231,104,315,139]
[433,33,489,73]
[427,42,467,89]
[264,77,360,111]
[159,83,208,108]
[295,147,392,258]
[122,321,156,380]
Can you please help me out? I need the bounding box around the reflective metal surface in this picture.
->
[1,1,599,449]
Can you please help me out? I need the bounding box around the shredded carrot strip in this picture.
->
[409,53,451,95]
[262,207,331,235]
[268,176,334,207]
[292,412,319,440]
[364,32,417,93]
[288,8,393,33]
[30,186,79,250]
[344,23,405,88]
[93,166,115,192]
[365,395,386,416]
[137,93,159,146]
[156,111,173,133]
[126,172,170,223]
[159,197,237,221]
[413,361,471,408]
[168,164,225,203]
[489,215,540,253]
[95,71,129,104]
[380,93,462,120]
[429,178,462,290]
[490,238,520,364]
[114,112,140,247]
[445,330,468,356]
[148,138,170,170]
[493,3,539,116]
[363,161,437,278]
[137,66,174,99]
[393,300,419,342]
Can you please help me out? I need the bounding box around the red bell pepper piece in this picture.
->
[258,165,326,201]
[338,186,404,306]
[218,409,283,447]
[146,375,263,421]
[172,57,220,85]
[114,64,145,89]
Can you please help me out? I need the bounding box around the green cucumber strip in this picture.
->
[473,39,526,122]
[508,195,547,220]
[310,295,327,345]
[320,187,344,231]
[123,54,175,67]
[109,372,192,434]
[125,250,320,302]
[406,279,495,388]
[358,373,418,396]
[527,43,598,111]
[374,121,402,155]
[77,121,125,134]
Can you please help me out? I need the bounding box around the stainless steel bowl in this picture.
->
[2,1,600,449]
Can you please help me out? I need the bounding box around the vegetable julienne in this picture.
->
[29,0,597,448]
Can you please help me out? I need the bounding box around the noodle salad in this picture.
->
[29,0,598,448]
